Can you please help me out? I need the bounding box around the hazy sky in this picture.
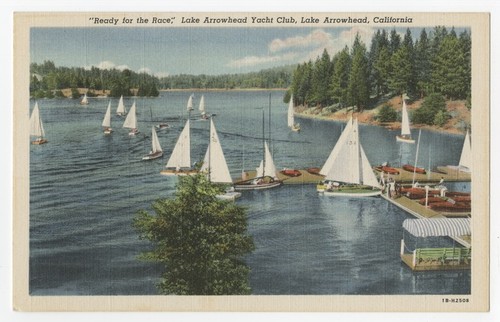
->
[30,26,461,77]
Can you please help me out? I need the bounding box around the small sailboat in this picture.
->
[142,127,163,160]
[161,119,197,175]
[122,100,139,136]
[317,118,381,197]
[116,95,127,116]
[199,95,210,120]
[287,95,300,132]
[102,101,113,135]
[29,102,48,145]
[235,106,281,191]
[396,97,415,143]
[200,119,241,200]
[186,94,194,112]
[447,130,472,173]
[80,93,89,105]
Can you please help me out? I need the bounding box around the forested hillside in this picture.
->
[288,26,471,117]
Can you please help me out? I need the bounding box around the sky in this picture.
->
[30,26,460,77]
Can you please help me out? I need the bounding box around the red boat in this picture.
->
[430,201,471,213]
[306,167,321,175]
[417,197,446,205]
[280,169,302,177]
[375,165,400,175]
[401,187,441,199]
[402,164,426,174]
[445,191,471,198]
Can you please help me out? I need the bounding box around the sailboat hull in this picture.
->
[322,188,381,197]
[142,151,163,161]
[396,135,415,144]
[31,138,48,145]
[234,180,282,191]
[216,191,242,201]
[160,169,198,176]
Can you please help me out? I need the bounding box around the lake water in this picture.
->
[29,90,470,295]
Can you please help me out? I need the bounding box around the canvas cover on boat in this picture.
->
[402,218,471,237]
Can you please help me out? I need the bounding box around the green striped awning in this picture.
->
[402,218,471,237]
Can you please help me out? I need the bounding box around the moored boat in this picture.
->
[317,117,381,197]
[280,168,302,177]
[374,165,400,175]
[402,164,426,174]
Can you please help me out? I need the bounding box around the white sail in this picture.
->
[187,95,193,111]
[29,102,45,138]
[287,95,294,128]
[322,118,379,188]
[319,118,353,176]
[122,101,137,129]
[200,119,232,183]
[151,126,163,153]
[256,160,264,178]
[81,93,88,104]
[116,95,126,115]
[102,102,112,128]
[263,141,277,178]
[199,95,206,115]
[401,99,411,136]
[459,130,472,170]
[166,120,191,169]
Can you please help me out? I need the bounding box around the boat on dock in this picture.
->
[280,168,302,177]
[142,127,163,160]
[161,119,198,176]
[396,97,414,143]
[402,164,426,174]
[102,102,113,135]
[317,118,381,197]
[374,165,400,175]
[400,218,471,271]
[29,102,48,145]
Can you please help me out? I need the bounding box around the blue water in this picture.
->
[29,90,470,295]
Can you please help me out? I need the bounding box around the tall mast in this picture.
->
[262,108,265,178]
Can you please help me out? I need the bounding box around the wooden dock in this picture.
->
[381,193,471,248]
[375,166,471,184]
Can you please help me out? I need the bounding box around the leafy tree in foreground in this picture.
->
[134,174,255,295]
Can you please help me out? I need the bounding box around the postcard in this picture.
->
[13,12,489,311]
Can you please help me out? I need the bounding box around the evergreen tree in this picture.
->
[389,29,401,55]
[348,34,370,111]
[310,49,333,107]
[414,29,432,98]
[134,174,255,295]
[330,46,351,107]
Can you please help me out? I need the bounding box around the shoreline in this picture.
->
[294,96,470,136]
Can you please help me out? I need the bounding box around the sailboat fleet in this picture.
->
[31,91,471,200]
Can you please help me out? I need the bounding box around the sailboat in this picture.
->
[447,130,471,173]
[199,95,210,120]
[142,127,163,160]
[102,101,113,134]
[234,110,282,191]
[186,94,194,112]
[161,119,197,175]
[317,118,381,197]
[287,95,300,132]
[29,102,48,145]
[122,100,139,136]
[80,93,89,105]
[396,97,415,143]
[116,95,127,116]
[200,119,241,200]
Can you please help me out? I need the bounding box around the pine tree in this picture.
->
[134,174,255,295]
[348,34,370,112]
[414,29,432,98]
[330,46,351,107]
[311,49,333,107]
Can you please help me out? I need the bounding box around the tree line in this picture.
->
[289,26,471,116]
[30,61,294,99]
